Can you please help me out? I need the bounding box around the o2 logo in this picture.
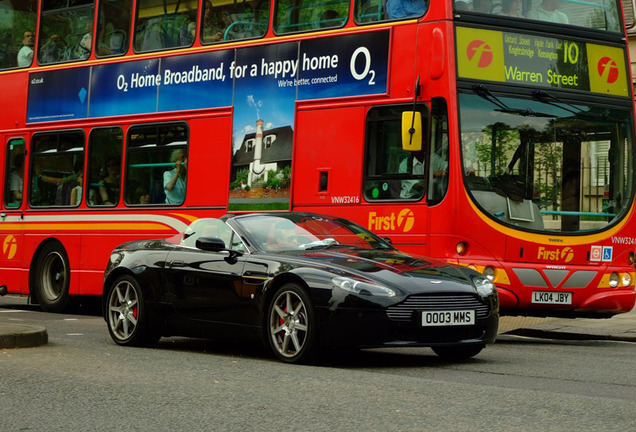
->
[350,47,376,85]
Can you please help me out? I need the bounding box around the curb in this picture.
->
[0,324,48,349]
[507,327,636,342]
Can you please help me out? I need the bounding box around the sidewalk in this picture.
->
[1,295,636,349]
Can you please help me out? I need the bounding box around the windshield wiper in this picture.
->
[474,85,555,118]
[531,90,618,122]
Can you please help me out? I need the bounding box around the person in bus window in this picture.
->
[76,22,93,59]
[202,0,224,42]
[499,0,523,17]
[526,0,568,23]
[398,150,426,198]
[17,30,34,67]
[70,171,83,206]
[163,149,187,204]
[99,157,120,205]
[386,0,427,19]
[472,0,493,13]
[9,153,25,202]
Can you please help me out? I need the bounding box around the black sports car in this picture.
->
[103,212,498,363]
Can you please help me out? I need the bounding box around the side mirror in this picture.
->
[196,237,243,258]
[401,111,422,151]
[196,237,227,252]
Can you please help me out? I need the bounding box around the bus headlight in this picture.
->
[482,266,495,281]
[622,272,632,287]
[472,276,496,298]
[609,272,619,288]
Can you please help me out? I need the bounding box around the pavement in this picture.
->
[1,294,636,349]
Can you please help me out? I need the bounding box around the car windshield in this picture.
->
[234,214,394,252]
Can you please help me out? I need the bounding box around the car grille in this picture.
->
[386,294,490,322]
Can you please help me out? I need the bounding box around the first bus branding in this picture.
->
[456,26,628,97]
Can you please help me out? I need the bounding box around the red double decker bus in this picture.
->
[0,0,635,316]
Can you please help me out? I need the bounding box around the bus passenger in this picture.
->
[99,157,120,205]
[499,0,523,17]
[526,0,568,23]
[70,171,83,206]
[386,0,427,19]
[163,149,187,204]
[202,0,224,42]
[17,30,34,67]
[472,0,493,13]
[399,150,426,198]
[320,10,340,27]
[76,22,93,59]
[9,153,24,202]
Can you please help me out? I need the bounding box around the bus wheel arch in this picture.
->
[30,239,71,313]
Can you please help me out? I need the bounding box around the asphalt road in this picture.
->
[1,304,635,432]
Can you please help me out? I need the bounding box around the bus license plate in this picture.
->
[421,310,475,326]
[532,291,572,305]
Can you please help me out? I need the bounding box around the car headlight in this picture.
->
[472,276,496,298]
[332,277,396,297]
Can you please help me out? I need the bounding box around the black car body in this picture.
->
[103,212,499,363]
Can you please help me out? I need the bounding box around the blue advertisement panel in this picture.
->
[26,32,390,125]
[297,31,389,100]
[90,59,160,117]
[158,50,234,111]
[27,68,90,122]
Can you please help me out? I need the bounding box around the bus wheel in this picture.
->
[32,243,70,313]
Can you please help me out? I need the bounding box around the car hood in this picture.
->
[280,248,480,294]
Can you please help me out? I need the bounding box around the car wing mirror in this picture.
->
[196,237,243,258]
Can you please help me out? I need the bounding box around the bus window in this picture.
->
[37,0,95,65]
[29,131,85,207]
[201,0,269,44]
[275,0,348,33]
[134,0,199,52]
[458,0,622,33]
[427,98,450,205]
[4,138,26,208]
[355,0,387,22]
[87,127,123,207]
[0,1,37,69]
[363,104,429,201]
[125,123,188,205]
[96,0,132,57]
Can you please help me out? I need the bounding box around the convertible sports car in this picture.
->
[103,212,499,363]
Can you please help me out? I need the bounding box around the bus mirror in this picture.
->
[401,111,422,151]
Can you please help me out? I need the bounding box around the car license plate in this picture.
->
[421,310,475,326]
[531,291,572,305]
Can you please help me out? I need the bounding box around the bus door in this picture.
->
[1,137,26,292]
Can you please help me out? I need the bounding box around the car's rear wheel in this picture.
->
[432,344,484,360]
[106,275,158,347]
[267,283,317,364]
[32,242,70,313]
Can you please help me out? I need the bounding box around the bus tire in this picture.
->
[32,242,70,313]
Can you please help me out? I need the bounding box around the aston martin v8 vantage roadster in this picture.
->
[103,212,498,363]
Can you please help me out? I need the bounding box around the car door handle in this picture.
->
[169,260,185,268]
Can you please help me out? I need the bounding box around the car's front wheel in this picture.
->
[106,275,158,347]
[267,283,317,363]
[432,344,484,360]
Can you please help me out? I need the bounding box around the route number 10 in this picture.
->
[563,42,579,65]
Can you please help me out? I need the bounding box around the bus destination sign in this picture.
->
[456,26,629,97]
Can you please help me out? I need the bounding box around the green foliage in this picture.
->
[263,166,291,191]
